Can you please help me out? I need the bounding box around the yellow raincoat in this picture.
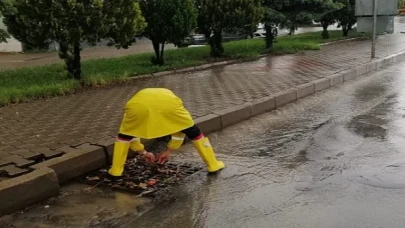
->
[108,88,225,177]
[119,88,194,139]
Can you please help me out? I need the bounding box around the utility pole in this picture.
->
[371,0,378,58]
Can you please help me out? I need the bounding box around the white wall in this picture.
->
[0,17,23,53]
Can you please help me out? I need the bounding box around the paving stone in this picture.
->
[0,165,30,177]
[3,155,35,168]
[0,159,13,167]
[31,148,65,159]
[14,149,41,160]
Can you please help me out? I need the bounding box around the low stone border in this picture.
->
[0,168,59,216]
[131,60,239,82]
[1,48,405,217]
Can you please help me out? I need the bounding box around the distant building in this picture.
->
[0,17,23,52]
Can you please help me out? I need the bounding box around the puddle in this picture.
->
[351,171,405,189]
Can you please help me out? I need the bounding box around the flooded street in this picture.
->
[130,61,405,228]
[5,62,405,227]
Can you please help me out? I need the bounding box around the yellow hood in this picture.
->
[119,88,194,139]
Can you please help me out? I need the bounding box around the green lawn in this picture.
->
[0,30,369,106]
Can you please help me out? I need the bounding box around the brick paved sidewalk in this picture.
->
[1,34,405,180]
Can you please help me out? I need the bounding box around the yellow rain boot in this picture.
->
[108,141,130,177]
[193,137,225,173]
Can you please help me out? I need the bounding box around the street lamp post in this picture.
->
[371,0,378,58]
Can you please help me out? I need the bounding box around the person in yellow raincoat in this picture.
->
[108,88,225,177]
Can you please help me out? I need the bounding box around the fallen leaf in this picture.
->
[139,183,147,188]
[147,179,157,186]
[87,176,100,181]
[125,182,137,188]
[157,169,168,173]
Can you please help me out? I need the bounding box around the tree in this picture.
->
[399,0,405,9]
[0,1,12,43]
[197,0,264,57]
[0,0,51,50]
[0,15,10,43]
[1,0,146,80]
[139,0,196,65]
[319,13,336,39]
[261,4,285,49]
[273,0,341,35]
[336,0,356,36]
[316,0,355,39]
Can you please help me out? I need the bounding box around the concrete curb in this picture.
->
[31,144,107,184]
[320,37,359,46]
[130,60,239,83]
[2,47,405,217]
[0,167,59,216]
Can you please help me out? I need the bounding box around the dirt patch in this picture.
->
[77,156,202,197]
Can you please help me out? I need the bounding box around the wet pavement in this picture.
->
[4,59,405,227]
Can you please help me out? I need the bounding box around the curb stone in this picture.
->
[194,114,222,135]
[296,83,315,99]
[313,78,331,92]
[328,73,344,86]
[213,104,252,129]
[3,46,405,218]
[127,61,231,83]
[31,144,107,184]
[0,167,59,216]
[342,69,357,82]
[320,37,358,46]
[275,89,297,108]
[250,96,276,116]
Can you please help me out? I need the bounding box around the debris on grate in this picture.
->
[77,156,202,197]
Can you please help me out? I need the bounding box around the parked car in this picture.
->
[253,23,278,39]
[178,24,278,47]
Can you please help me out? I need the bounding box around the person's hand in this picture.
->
[157,149,173,164]
[141,151,156,163]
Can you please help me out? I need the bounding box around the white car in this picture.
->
[253,23,278,39]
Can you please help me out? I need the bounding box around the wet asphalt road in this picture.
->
[5,62,405,227]
[130,61,405,228]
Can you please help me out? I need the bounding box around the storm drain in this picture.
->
[77,156,201,197]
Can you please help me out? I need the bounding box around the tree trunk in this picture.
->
[347,24,353,35]
[160,42,165,65]
[72,42,81,80]
[265,24,274,50]
[59,42,82,80]
[289,26,296,35]
[342,25,349,37]
[321,22,330,39]
[209,29,224,57]
[245,26,254,39]
[151,39,164,65]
